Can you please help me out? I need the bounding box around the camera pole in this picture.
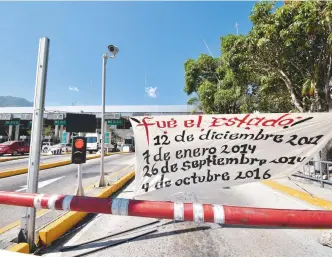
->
[98,45,119,187]
[99,54,107,187]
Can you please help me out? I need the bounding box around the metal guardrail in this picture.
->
[293,159,332,187]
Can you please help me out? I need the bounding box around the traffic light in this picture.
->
[71,136,87,164]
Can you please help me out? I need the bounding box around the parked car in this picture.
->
[63,143,72,153]
[49,143,72,154]
[0,141,30,156]
[42,142,53,153]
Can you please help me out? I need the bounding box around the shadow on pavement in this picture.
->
[59,225,211,254]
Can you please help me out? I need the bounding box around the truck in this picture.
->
[86,132,114,154]
[124,136,135,152]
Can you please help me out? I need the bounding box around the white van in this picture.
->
[86,133,100,154]
[122,144,131,152]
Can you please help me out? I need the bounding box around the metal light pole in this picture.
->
[98,45,119,187]
[99,54,107,187]
[20,37,50,250]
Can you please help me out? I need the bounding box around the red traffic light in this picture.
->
[74,139,85,149]
[71,136,87,164]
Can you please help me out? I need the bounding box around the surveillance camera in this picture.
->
[107,45,119,55]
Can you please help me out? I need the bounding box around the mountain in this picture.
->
[0,96,33,107]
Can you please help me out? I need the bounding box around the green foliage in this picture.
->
[27,125,53,137]
[184,54,220,95]
[43,125,53,136]
[184,1,332,114]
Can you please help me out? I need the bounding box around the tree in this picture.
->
[226,1,332,112]
[27,125,53,137]
[185,1,332,114]
[184,53,245,114]
[43,125,53,136]
[221,32,295,113]
[284,1,332,112]
[184,54,221,113]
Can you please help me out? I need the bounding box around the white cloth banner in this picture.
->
[130,113,332,201]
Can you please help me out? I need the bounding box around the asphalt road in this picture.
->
[0,153,135,249]
[44,180,332,257]
[0,154,73,172]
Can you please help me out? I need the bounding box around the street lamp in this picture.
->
[99,44,119,187]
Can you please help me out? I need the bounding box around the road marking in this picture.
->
[106,164,134,181]
[0,165,134,235]
[62,214,103,248]
[262,180,332,210]
[15,176,65,192]
[0,209,49,235]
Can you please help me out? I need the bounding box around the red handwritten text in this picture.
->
[209,114,305,129]
[137,117,178,145]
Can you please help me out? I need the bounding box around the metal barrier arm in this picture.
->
[1,191,332,228]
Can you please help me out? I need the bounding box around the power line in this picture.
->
[235,22,239,35]
[202,39,214,57]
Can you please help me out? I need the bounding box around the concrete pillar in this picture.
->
[104,120,107,132]
[60,131,65,144]
[66,132,70,144]
[103,120,107,145]
[54,125,59,143]
[8,125,13,140]
[59,125,64,143]
[14,125,20,140]
[313,152,321,172]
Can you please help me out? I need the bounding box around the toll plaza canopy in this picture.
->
[0,105,201,142]
[0,105,199,117]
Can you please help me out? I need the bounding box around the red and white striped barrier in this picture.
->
[1,191,332,228]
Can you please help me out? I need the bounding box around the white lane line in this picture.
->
[15,176,65,192]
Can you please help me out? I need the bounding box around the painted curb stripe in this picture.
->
[213,204,225,224]
[193,203,204,223]
[174,202,184,221]
[37,170,135,246]
[34,194,45,209]
[0,152,121,179]
[47,195,60,210]
[7,243,29,254]
[262,180,332,210]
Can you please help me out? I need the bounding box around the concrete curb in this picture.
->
[0,152,125,179]
[37,171,135,246]
[0,157,27,163]
[7,243,30,254]
[262,180,332,210]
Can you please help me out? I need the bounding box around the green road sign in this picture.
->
[104,132,110,144]
[55,120,67,126]
[19,121,32,129]
[106,119,123,126]
[4,120,20,126]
